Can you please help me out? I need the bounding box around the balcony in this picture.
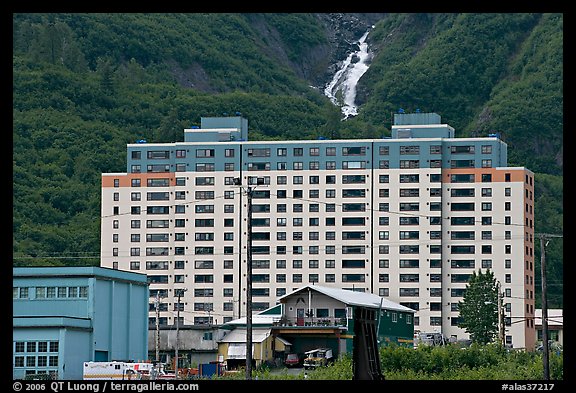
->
[274,316,348,328]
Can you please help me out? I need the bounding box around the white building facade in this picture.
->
[101,112,536,349]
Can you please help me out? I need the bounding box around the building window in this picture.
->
[248,162,270,171]
[276,260,286,269]
[481,259,492,269]
[452,174,475,183]
[481,188,492,197]
[481,202,492,211]
[430,145,441,154]
[400,145,420,155]
[400,160,419,169]
[342,146,366,156]
[400,288,419,297]
[292,162,304,171]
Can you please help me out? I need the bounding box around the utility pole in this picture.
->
[246,183,253,380]
[155,292,160,363]
[234,177,264,380]
[537,233,562,381]
[175,288,187,378]
[497,282,504,347]
[234,177,265,380]
[540,235,550,380]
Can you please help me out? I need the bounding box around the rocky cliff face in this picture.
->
[310,13,386,89]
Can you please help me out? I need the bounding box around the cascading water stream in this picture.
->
[324,28,373,119]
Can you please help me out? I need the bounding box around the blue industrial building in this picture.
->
[13,267,149,380]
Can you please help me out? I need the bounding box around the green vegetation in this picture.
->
[220,344,563,380]
[457,270,499,345]
[12,13,562,307]
[360,13,563,175]
[379,344,563,380]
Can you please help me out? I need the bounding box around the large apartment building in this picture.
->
[101,112,536,349]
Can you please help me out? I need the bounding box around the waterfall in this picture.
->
[324,28,373,119]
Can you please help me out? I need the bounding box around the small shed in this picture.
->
[217,328,291,369]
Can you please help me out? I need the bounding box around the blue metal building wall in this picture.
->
[13,267,148,380]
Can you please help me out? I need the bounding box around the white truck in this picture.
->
[303,348,333,370]
[83,361,146,380]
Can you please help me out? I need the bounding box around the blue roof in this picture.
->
[13,266,148,285]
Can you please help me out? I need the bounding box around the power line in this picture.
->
[18,183,540,261]
[269,192,533,229]
[100,190,243,220]
[97,183,539,228]
[536,233,563,381]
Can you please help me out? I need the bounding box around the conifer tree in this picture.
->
[458,269,499,345]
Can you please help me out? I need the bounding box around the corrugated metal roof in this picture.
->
[225,314,281,326]
[278,284,415,313]
[218,328,271,343]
